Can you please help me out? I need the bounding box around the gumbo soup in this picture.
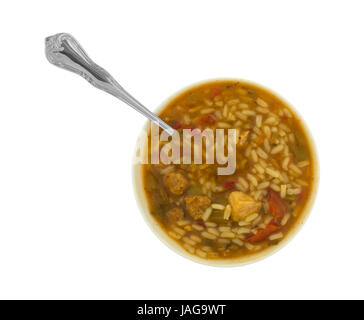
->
[141,80,317,262]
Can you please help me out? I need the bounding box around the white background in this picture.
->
[0,0,363,299]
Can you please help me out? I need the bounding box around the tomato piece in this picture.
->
[298,187,306,202]
[209,114,217,124]
[196,220,205,227]
[210,88,222,98]
[199,114,217,125]
[223,181,235,189]
[171,120,182,129]
[268,189,286,220]
[184,125,196,130]
[184,127,202,137]
[244,220,281,243]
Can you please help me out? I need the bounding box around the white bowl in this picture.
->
[132,78,319,267]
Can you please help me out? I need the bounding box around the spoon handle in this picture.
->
[45,33,174,135]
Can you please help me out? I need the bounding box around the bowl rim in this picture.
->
[132,77,320,267]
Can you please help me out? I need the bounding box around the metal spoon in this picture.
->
[45,33,174,135]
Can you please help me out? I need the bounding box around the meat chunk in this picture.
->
[166,207,184,222]
[163,172,188,195]
[228,191,261,221]
[184,195,211,220]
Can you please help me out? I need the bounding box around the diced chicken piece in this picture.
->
[184,195,211,220]
[237,130,249,147]
[163,172,188,195]
[166,207,184,222]
[228,191,261,221]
